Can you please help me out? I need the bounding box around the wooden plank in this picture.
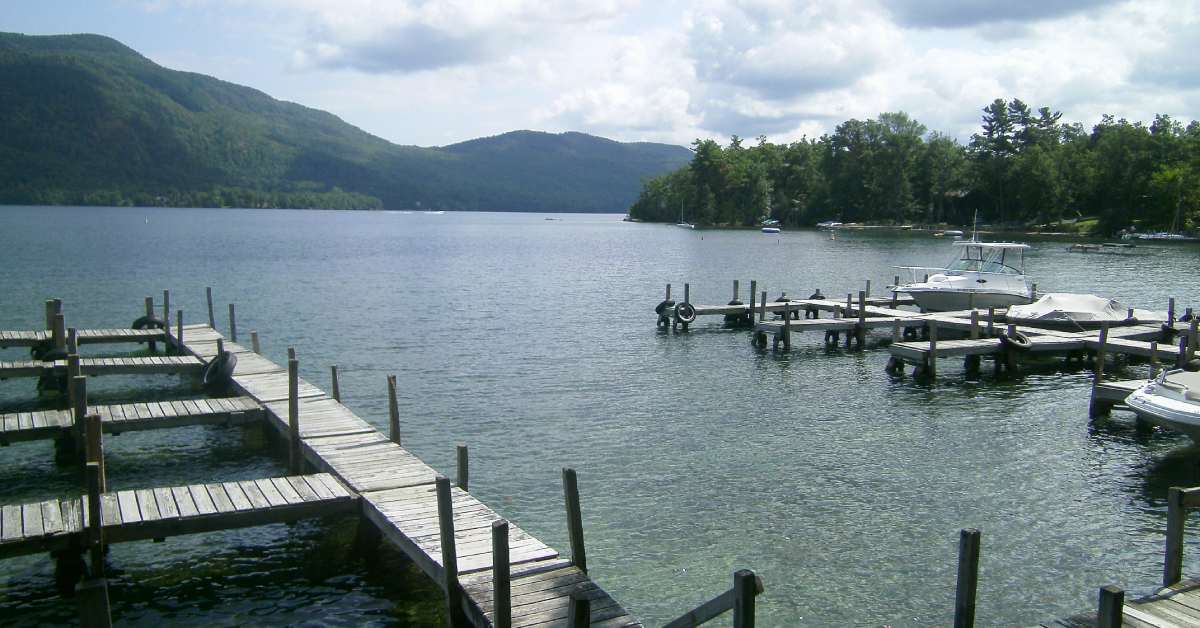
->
[189,485,218,516]
[172,486,199,518]
[21,503,44,538]
[271,477,304,505]
[117,490,142,524]
[101,494,121,527]
[221,482,253,511]
[40,500,64,536]
[153,487,180,520]
[205,484,236,514]
[288,476,320,502]
[238,480,271,510]
[254,478,289,507]
[136,488,162,522]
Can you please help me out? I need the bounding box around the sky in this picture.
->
[3,0,1199,148]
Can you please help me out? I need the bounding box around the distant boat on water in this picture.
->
[761,227,781,234]
[424,210,445,215]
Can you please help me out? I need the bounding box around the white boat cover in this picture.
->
[1006,293,1163,324]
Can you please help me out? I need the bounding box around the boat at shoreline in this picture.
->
[892,240,1033,312]
[1126,369,1200,441]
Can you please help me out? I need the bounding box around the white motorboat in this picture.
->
[1126,369,1200,441]
[892,240,1032,312]
[761,226,781,233]
[1006,293,1166,330]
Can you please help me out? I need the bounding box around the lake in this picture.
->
[2,206,1200,626]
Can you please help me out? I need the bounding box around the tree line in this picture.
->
[628,99,1200,234]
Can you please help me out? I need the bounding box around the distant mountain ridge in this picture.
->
[0,32,692,211]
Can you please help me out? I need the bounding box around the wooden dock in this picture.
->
[170,323,646,627]
[0,396,262,444]
[0,355,203,379]
[0,473,355,560]
[0,328,166,348]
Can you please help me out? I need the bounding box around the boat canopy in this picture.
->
[1008,293,1164,324]
[942,241,1028,275]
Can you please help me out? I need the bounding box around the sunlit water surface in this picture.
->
[2,206,1200,626]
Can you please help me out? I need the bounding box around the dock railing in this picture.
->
[662,570,763,628]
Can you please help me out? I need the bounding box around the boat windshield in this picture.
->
[944,245,1023,275]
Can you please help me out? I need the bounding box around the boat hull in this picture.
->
[1126,384,1200,441]
[893,288,1031,312]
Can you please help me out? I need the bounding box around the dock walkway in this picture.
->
[0,328,166,349]
[174,324,640,627]
[0,396,262,444]
[0,356,203,379]
[0,473,355,560]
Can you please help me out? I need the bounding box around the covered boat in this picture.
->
[1126,369,1200,441]
[1006,293,1165,330]
[892,241,1032,312]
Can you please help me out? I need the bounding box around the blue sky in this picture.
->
[4,1,1198,147]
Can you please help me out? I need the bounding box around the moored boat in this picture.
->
[1126,369,1200,441]
[1006,293,1165,330]
[892,240,1032,312]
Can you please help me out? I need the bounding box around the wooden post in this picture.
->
[206,287,215,328]
[162,290,170,326]
[331,365,341,402]
[85,461,104,576]
[733,280,739,301]
[865,279,871,298]
[1168,297,1176,328]
[1164,486,1186,586]
[891,275,899,309]
[748,281,757,323]
[53,313,66,350]
[492,520,511,628]
[72,375,87,457]
[84,413,105,493]
[457,445,469,491]
[216,338,225,358]
[782,303,792,351]
[175,309,183,352]
[857,290,867,347]
[954,529,981,628]
[1150,341,1160,378]
[987,307,995,336]
[683,283,690,304]
[1178,335,1190,370]
[968,291,976,311]
[144,297,156,351]
[733,569,757,628]
[77,577,112,628]
[563,467,587,573]
[759,291,767,322]
[288,357,301,474]
[287,347,295,361]
[567,587,591,628]
[970,310,980,340]
[228,303,238,342]
[387,375,401,445]
[892,319,901,343]
[67,327,78,355]
[1090,324,1110,418]
[436,476,467,627]
[1098,585,1124,628]
[1031,283,1037,300]
[250,331,260,354]
[928,321,938,379]
[665,283,671,301]
[846,293,853,317]
[1190,317,1199,359]
[45,299,58,330]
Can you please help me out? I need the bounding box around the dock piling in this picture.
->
[228,303,238,342]
[1150,342,1160,378]
[563,467,587,573]
[865,279,871,298]
[1089,324,1110,418]
[288,356,301,474]
[67,327,78,355]
[1097,585,1124,628]
[144,297,157,352]
[206,287,215,328]
[492,520,511,628]
[162,290,170,328]
[732,280,739,302]
[251,331,260,354]
[927,321,938,380]
[330,365,341,402]
[733,569,757,628]
[77,576,112,628]
[953,529,981,628]
[856,291,867,348]
[435,476,468,627]
[969,311,980,340]
[287,347,295,361]
[987,308,995,336]
[456,445,468,491]
[748,281,757,325]
[53,313,66,351]
[665,283,671,301]
[84,413,105,492]
[759,291,767,322]
[387,375,401,445]
[45,298,59,331]
[567,587,591,628]
[176,310,183,352]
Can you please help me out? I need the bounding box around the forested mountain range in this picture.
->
[0,33,692,211]
[631,102,1200,235]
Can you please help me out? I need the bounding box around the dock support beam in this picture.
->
[954,529,980,628]
[563,467,587,573]
[733,569,757,628]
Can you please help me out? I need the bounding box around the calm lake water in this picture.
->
[2,206,1200,627]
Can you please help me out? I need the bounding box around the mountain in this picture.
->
[0,32,693,211]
